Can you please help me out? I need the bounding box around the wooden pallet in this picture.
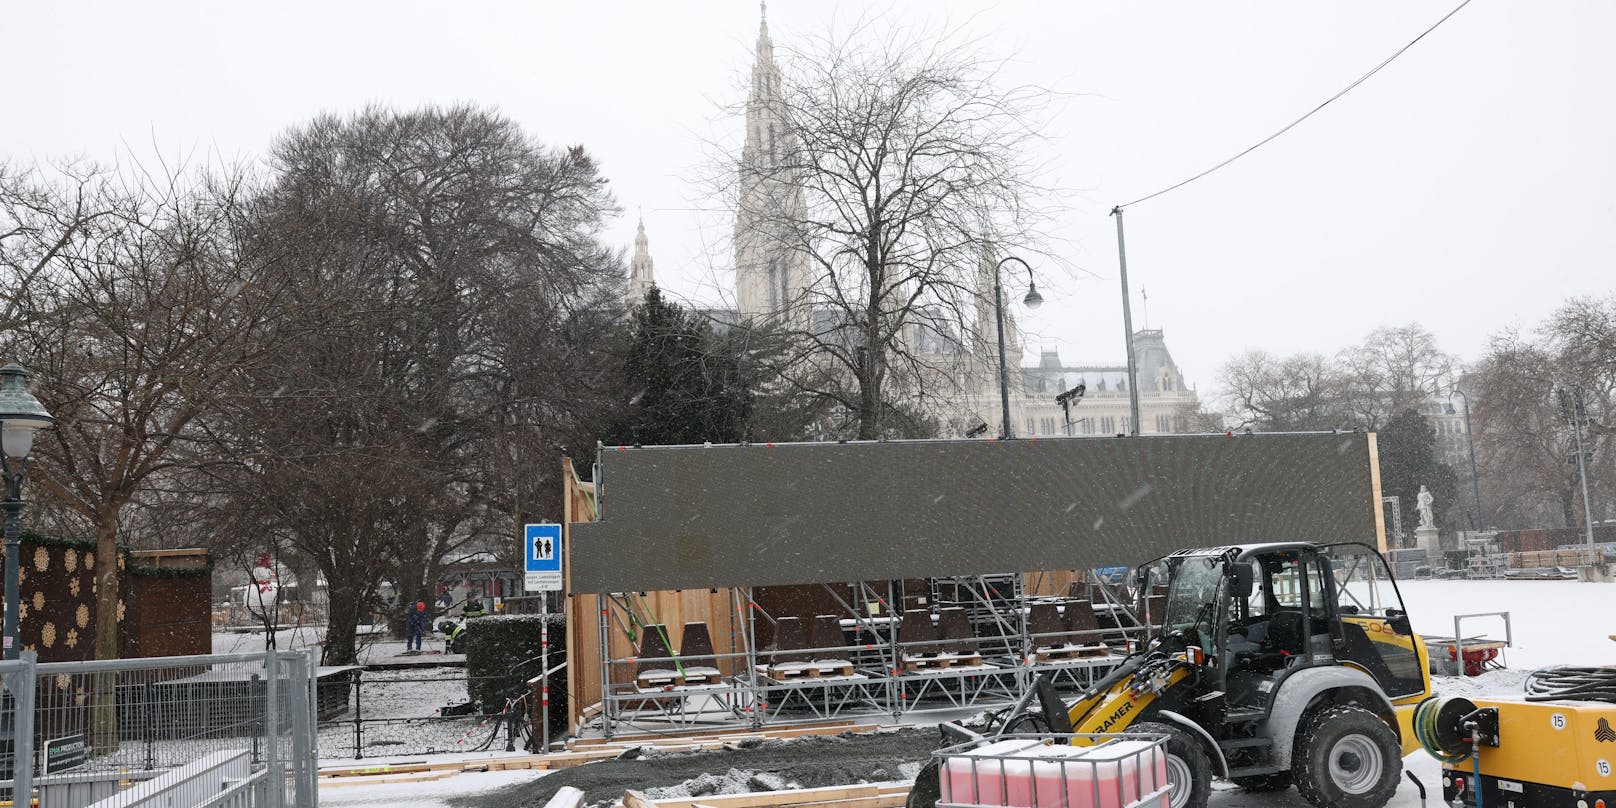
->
[759,660,856,681]
[636,665,724,689]
[807,660,857,677]
[900,652,980,672]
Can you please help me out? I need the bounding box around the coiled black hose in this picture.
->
[1523,665,1616,703]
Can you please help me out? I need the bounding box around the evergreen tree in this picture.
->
[1377,408,1459,540]
[614,286,751,445]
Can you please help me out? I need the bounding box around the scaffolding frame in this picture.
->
[589,570,1138,739]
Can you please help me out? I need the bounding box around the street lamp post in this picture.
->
[992,256,1042,440]
[1556,385,1598,554]
[1110,208,1143,435]
[1447,389,1485,534]
[0,363,55,660]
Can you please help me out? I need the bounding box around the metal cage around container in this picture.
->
[932,733,1172,808]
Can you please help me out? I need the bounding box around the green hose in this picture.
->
[1412,696,1472,765]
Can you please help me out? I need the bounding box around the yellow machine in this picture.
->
[1415,671,1616,807]
[917,542,1434,808]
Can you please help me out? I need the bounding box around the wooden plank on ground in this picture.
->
[624,789,660,808]
[320,770,462,788]
[571,720,868,748]
[778,796,906,808]
[545,786,587,808]
[318,748,624,780]
[645,782,908,808]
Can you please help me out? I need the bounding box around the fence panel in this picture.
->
[0,650,316,808]
[0,655,37,807]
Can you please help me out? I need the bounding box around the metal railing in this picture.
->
[0,650,316,808]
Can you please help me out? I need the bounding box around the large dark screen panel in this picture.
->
[571,433,1378,593]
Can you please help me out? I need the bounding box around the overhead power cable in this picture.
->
[1119,0,1474,210]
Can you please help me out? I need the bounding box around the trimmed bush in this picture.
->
[463,613,568,740]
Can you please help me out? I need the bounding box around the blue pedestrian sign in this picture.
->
[524,523,563,592]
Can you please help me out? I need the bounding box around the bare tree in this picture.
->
[214,105,626,664]
[1217,350,1349,431]
[0,161,279,751]
[716,18,1057,439]
[1469,332,1587,528]
[1337,324,1458,429]
[1468,296,1614,529]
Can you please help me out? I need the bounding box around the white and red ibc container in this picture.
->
[935,734,1171,808]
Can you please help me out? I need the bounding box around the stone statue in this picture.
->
[1416,485,1435,530]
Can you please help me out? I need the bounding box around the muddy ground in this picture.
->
[455,729,942,808]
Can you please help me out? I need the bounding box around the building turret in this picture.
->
[627,217,655,310]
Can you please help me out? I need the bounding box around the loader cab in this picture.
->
[1142,542,1427,716]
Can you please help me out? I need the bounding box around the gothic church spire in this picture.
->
[733,2,811,322]
[627,216,655,310]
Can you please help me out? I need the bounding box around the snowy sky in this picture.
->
[6,1,1614,397]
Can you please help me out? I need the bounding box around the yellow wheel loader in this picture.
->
[910,542,1433,808]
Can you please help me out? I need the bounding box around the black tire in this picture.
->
[1001,712,1051,734]
[1132,721,1211,808]
[1231,771,1293,792]
[1292,705,1402,808]
[906,759,941,808]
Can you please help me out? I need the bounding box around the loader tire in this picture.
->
[1292,705,1402,808]
[906,759,941,808]
[1131,721,1210,808]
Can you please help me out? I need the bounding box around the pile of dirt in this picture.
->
[458,729,942,808]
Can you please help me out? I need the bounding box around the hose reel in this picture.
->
[1413,696,1491,763]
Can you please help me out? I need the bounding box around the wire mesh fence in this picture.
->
[316,668,535,759]
[0,650,316,808]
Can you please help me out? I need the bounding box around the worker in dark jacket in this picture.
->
[405,601,428,653]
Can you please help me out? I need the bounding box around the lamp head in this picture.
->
[1022,282,1043,310]
[0,364,54,460]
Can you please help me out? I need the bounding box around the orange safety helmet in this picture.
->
[416,601,426,612]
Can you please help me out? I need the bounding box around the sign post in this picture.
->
[522,523,562,753]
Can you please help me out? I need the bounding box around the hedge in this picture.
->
[464,613,568,741]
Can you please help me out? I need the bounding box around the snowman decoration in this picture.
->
[248,552,279,614]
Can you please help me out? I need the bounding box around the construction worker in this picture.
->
[439,620,468,654]
[462,596,487,619]
[405,600,428,653]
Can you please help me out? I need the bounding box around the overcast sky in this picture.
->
[6,1,1613,399]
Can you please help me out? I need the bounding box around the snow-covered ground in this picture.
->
[1397,578,1616,669]
[321,766,549,808]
